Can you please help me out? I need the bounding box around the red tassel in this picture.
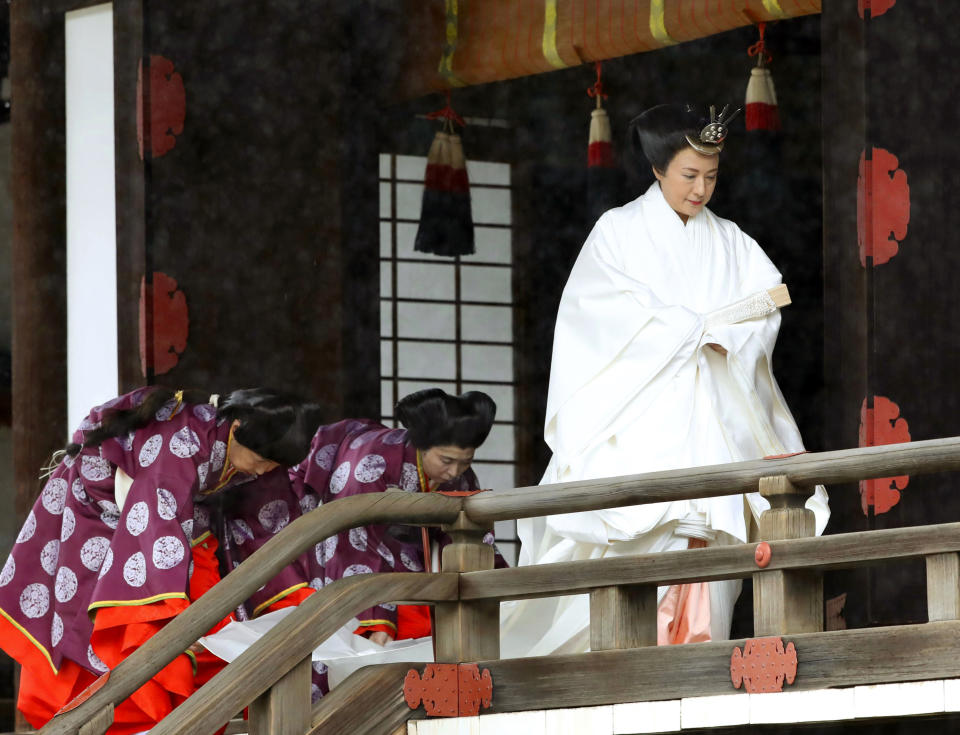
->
[745,67,781,132]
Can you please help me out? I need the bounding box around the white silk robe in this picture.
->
[500,182,829,657]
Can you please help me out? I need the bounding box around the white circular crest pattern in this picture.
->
[349,431,376,450]
[88,645,109,673]
[81,456,112,482]
[353,454,387,484]
[123,551,147,587]
[193,404,217,422]
[81,537,110,572]
[20,583,49,619]
[299,493,319,514]
[376,543,395,568]
[154,398,180,422]
[40,540,60,575]
[55,566,78,603]
[17,511,37,543]
[316,535,338,565]
[400,463,420,492]
[181,519,194,542]
[314,443,337,471]
[51,612,64,646]
[71,478,87,503]
[400,551,423,571]
[41,478,68,515]
[349,527,368,551]
[60,507,76,542]
[0,556,15,586]
[125,501,150,536]
[153,536,185,570]
[231,519,254,546]
[98,548,114,579]
[381,602,397,611]
[313,661,328,676]
[309,577,323,590]
[197,461,209,489]
[139,434,163,467]
[257,500,290,534]
[114,431,134,451]
[329,462,351,494]
[382,429,406,445]
[99,501,120,530]
[157,488,178,520]
[193,505,211,532]
[342,563,373,577]
[169,427,201,458]
[211,441,227,472]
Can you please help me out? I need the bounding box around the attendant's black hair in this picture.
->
[396,389,496,450]
[628,103,703,174]
[65,386,324,467]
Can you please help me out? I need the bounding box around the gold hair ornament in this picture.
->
[685,104,742,155]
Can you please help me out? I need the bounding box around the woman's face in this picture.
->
[228,420,280,477]
[654,146,719,223]
[421,445,476,485]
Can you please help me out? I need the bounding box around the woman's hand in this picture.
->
[368,631,394,646]
[707,343,727,356]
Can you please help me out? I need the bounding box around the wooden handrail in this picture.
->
[40,492,462,735]
[41,436,960,733]
[459,521,960,601]
[463,437,960,523]
[149,573,458,735]
[306,662,416,735]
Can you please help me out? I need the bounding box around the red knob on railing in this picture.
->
[755,541,772,568]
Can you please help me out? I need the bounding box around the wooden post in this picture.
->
[926,552,960,621]
[589,584,657,651]
[248,655,312,735]
[77,704,114,735]
[434,511,499,662]
[753,475,822,635]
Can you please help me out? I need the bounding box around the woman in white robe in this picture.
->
[500,104,829,657]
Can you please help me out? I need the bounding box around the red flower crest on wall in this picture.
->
[139,272,189,377]
[137,55,186,160]
[858,0,897,19]
[858,148,909,267]
[859,396,911,515]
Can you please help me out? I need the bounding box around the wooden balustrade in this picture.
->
[39,437,960,734]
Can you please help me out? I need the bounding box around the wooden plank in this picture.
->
[754,475,821,635]
[435,512,499,662]
[927,552,960,622]
[459,522,960,602]
[145,573,458,735]
[39,491,461,735]
[473,620,960,714]
[76,706,112,735]
[308,662,415,735]
[248,656,312,735]
[589,585,657,650]
[463,436,960,523]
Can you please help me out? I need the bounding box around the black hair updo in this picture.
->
[628,103,703,174]
[395,388,496,450]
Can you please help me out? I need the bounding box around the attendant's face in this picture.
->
[228,420,280,477]
[421,445,476,485]
[654,147,719,223]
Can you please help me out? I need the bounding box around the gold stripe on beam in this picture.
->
[649,0,677,46]
[761,0,791,19]
[439,0,467,87]
[542,0,568,69]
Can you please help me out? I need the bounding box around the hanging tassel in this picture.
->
[414,93,475,256]
[745,23,781,132]
[586,62,621,222]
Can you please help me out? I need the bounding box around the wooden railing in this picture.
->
[39,436,960,735]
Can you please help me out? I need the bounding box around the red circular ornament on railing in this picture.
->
[755,542,772,568]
